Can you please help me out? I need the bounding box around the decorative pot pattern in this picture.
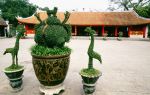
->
[4,68,24,79]
[32,54,70,86]
[3,67,24,90]
[83,81,96,95]
[81,75,100,84]
[9,76,23,90]
[81,73,102,95]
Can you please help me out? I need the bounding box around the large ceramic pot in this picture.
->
[80,72,102,95]
[32,53,70,86]
[3,67,24,91]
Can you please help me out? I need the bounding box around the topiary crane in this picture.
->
[85,27,102,69]
[80,27,103,95]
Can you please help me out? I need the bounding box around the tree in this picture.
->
[108,0,150,18]
[40,7,50,11]
[108,0,150,11]
[0,0,37,27]
[135,5,150,18]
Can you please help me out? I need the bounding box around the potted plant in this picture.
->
[3,25,25,91]
[31,7,72,94]
[79,27,102,95]
[102,32,108,40]
[117,31,123,41]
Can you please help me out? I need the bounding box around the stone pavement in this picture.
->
[0,38,150,95]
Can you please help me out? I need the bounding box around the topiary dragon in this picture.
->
[34,7,71,48]
[85,27,102,69]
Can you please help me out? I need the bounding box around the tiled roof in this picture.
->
[17,11,150,26]
[0,17,7,26]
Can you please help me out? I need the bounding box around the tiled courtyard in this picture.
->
[0,38,150,95]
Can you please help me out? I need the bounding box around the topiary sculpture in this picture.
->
[85,27,102,70]
[80,27,102,95]
[3,28,25,69]
[80,27,102,77]
[3,25,25,90]
[34,7,71,48]
[31,7,72,94]
[117,31,123,41]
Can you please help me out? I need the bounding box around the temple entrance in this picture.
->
[92,26,102,36]
[25,24,35,34]
[77,26,89,36]
[105,26,115,37]
[118,26,128,37]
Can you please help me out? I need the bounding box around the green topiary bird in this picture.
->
[85,27,102,69]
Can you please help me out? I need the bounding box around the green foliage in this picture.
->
[34,7,72,48]
[63,24,72,41]
[34,23,46,46]
[46,17,61,25]
[0,0,37,27]
[40,7,49,11]
[135,6,150,18]
[80,68,101,77]
[44,25,69,47]
[8,25,16,37]
[31,45,71,56]
[118,32,123,37]
[5,65,23,71]
[16,25,25,33]
[84,27,102,70]
[16,24,26,37]
[3,28,25,69]
[108,0,150,18]
[117,32,123,41]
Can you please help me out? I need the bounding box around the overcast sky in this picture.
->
[29,0,112,12]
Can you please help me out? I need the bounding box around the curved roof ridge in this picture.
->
[17,10,150,25]
[0,17,7,26]
[70,11,133,13]
[16,10,47,20]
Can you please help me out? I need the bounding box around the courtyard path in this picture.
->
[0,38,150,95]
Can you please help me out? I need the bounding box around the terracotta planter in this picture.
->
[3,67,24,91]
[32,53,70,86]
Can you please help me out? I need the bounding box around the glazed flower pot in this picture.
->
[9,76,23,91]
[117,37,122,41]
[32,53,70,86]
[3,67,24,91]
[80,72,102,95]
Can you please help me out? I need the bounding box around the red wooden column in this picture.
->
[25,25,29,34]
[115,26,118,37]
[75,26,77,36]
[143,25,146,38]
[128,26,131,37]
[102,25,105,36]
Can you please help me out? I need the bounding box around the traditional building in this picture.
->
[17,11,150,38]
[0,17,7,37]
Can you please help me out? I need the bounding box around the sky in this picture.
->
[29,0,111,12]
